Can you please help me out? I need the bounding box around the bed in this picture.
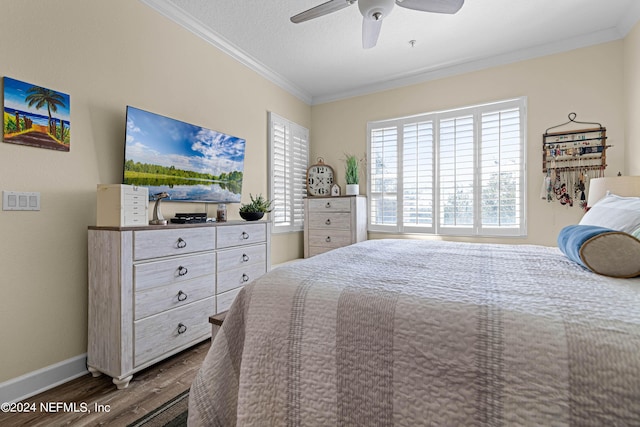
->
[188,235,640,426]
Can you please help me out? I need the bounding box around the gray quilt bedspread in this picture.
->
[188,239,640,426]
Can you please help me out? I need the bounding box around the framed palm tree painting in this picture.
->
[3,77,70,151]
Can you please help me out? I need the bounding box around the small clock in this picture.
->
[306,158,335,196]
[331,183,341,197]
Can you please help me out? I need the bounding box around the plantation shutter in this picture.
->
[368,125,398,231]
[403,120,434,231]
[366,97,526,237]
[268,112,309,233]
[438,115,475,233]
[479,107,524,234]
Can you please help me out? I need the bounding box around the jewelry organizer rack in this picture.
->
[542,113,610,208]
[543,113,608,173]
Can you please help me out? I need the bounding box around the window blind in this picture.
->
[268,112,309,233]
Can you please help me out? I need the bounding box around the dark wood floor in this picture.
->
[0,339,211,427]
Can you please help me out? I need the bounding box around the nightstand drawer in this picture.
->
[134,228,216,260]
[134,253,216,291]
[217,244,266,272]
[308,212,351,229]
[307,197,351,212]
[217,262,266,294]
[308,230,352,248]
[217,223,266,249]
[135,275,215,320]
[134,297,213,367]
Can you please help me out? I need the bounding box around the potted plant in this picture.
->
[239,193,272,221]
[345,154,360,195]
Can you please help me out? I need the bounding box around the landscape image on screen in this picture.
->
[123,106,245,202]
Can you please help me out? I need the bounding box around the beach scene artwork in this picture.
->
[3,77,70,151]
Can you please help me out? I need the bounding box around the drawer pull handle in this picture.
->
[177,266,189,276]
[177,290,188,301]
[325,219,331,225]
[176,238,187,249]
[242,253,250,262]
[177,323,188,334]
[325,202,331,208]
[242,273,250,282]
[326,236,331,242]
[241,232,249,240]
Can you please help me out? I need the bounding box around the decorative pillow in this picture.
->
[558,224,640,278]
[580,193,640,236]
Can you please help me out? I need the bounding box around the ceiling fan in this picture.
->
[290,0,464,49]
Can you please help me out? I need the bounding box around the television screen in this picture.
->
[123,106,245,203]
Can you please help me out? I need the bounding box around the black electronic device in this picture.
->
[170,213,208,224]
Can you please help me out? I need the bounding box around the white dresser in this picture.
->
[87,221,270,389]
[304,196,367,258]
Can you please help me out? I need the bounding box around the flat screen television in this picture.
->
[123,106,245,203]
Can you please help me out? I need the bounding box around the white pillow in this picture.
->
[580,193,640,236]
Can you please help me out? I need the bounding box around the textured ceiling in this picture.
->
[141,0,640,105]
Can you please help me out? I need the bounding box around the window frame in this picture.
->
[367,97,527,237]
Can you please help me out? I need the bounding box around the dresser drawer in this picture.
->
[134,297,213,367]
[217,287,242,313]
[134,228,216,260]
[308,229,352,248]
[216,244,266,273]
[217,223,266,249]
[134,253,216,291]
[135,275,215,320]
[217,262,266,294]
[307,197,351,212]
[307,212,351,230]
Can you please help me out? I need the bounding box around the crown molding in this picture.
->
[311,26,628,105]
[139,0,313,105]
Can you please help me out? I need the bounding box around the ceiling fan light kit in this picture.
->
[359,0,395,21]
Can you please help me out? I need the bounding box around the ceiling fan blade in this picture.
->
[395,0,464,14]
[291,0,355,23]
[362,17,383,49]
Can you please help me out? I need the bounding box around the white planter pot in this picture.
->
[346,184,359,195]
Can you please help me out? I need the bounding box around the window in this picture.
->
[268,112,309,233]
[368,98,526,237]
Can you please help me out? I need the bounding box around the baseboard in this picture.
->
[0,354,88,403]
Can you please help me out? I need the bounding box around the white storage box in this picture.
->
[97,184,148,227]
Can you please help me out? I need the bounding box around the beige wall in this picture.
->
[625,21,640,175]
[0,0,310,383]
[311,41,627,246]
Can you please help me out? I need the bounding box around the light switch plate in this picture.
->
[3,191,40,211]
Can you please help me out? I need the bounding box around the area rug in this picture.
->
[127,389,188,427]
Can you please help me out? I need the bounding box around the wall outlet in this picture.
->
[2,191,40,211]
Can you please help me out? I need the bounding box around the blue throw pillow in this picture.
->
[558,224,640,278]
